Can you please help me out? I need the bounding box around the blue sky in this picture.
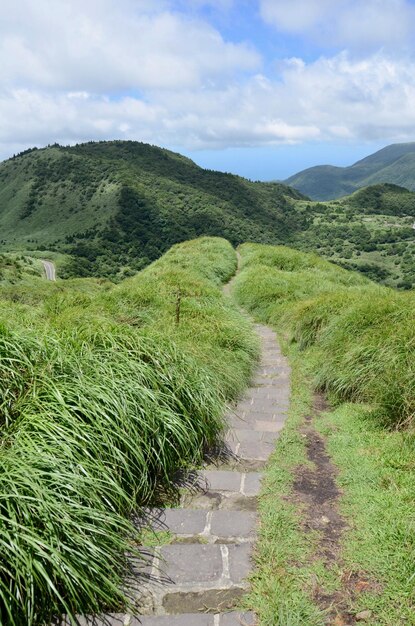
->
[1,0,415,179]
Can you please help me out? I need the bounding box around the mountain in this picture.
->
[1,141,414,288]
[0,141,306,278]
[285,142,415,200]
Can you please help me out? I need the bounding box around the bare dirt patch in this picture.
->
[290,395,380,625]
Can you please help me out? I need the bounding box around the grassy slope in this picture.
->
[233,243,415,625]
[285,142,415,200]
[1,142,414,288]
[0,252,44,283]
[0,142,305,278]
[0,237,259,625]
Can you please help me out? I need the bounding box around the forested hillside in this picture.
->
[292,184,415,289]
[0,141,305,278]
[285,141,415,200]
[1,141,414,288]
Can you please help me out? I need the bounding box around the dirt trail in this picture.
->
[291,395,378,625]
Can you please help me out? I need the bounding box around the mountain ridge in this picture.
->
[0,140,306,278]
[285,142,415,200]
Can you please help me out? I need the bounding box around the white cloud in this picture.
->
[260,0,415,51]
[0,0,259,92]
[2,51,415,158]
[1,1,415,160]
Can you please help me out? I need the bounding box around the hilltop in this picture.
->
[0,141,305,278]
[292,183,415,288]
[0,141,414,288]
[285,142,415,200]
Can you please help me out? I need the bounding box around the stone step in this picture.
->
[225,439,275,465]
[133,543,253,615]
[179,471,262,511]
[147,509,257,543]
[226,428,280,445]
[137,612,256,625]
[62,611,255,625]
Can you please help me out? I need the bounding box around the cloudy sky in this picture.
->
[2,0,415,178]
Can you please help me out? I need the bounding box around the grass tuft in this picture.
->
[0,237,258,624]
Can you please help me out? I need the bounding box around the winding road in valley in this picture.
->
[41,260,56,281]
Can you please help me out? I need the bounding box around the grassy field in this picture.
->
[233,243,415,624]
[0,237,259,625]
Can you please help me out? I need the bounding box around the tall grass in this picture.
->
[234,243,415,427]
[0,237,259,625]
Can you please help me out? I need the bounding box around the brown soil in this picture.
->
[290,394,379,626]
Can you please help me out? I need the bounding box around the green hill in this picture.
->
[291,184,415,288]
[285,142,415,200]
[1,141,414,288]
[0,141,305,278]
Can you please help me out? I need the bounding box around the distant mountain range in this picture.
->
[285,142,415,200]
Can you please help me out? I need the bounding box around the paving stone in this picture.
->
[133,615,214,625]
[220,612,256,625]
[230,440,276,462]
[252,399,287,411]
[244,406,272,416]
[235,400,255,412]
[241,411,287,423]
[162,588,245,614]
[158,544,224,584]
[160,510,208,536]
[253,420,284,433]
[219,494,258,512]
[226,414,252,428]
[201,470,242,493]
[181,491,222,510]
[243,473,262,496]
[228,544,253,583]
[210,511,257,539]
[226,429,279,445]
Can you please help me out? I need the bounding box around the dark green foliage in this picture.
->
[291,184,415,288]
[344,183,415,215]
[0,141,305,279]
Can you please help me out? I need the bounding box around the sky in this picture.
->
[1,0,415,179]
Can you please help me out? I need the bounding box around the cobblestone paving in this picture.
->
[65,319,291,625]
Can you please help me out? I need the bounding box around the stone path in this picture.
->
[64,278,291,625]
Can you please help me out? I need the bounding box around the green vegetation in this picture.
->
[291,184,415,289]
[285,141,415,200]
[0,237,259,625]
[234,243,415,624]
[1,141,414,288]
[234,243,414,426]
[0,252,43,283]
[317,404,415,624]
[0,141,304,279]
